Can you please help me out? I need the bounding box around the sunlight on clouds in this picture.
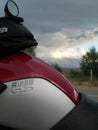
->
[52,51,64,59]
[36,28,98,61]
[52,48,87,59]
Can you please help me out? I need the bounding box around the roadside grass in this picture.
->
[62,71,98,88]
[53,66,98,88]
[70,78,98,88]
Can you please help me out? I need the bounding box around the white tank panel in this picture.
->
[0,78,75,130]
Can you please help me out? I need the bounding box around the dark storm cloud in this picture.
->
[67,30,94,41]
[1,0,94,34]
[1,0,98,34]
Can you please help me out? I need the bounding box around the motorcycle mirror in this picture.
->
[4,0,19,17]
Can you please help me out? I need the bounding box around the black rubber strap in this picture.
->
[0,82,7,94]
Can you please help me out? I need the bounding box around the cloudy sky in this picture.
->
[1,0,98,67]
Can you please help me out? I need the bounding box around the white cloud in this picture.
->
[36,28,98,61]
[52,48,87,59]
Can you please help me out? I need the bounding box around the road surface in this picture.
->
[76,86,98,102]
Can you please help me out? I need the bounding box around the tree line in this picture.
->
[80,46,98,77]
[53,46,98,79]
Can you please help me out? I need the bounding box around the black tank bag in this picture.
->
[0,16,38,56]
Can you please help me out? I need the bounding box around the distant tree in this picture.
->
[80,46,98,77]
[69,69,82,79]
[52,63,63,73]
[23,47,36,56]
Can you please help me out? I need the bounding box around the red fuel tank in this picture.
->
[0,52,80,104]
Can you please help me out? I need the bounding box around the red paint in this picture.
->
[0,52,80,104]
